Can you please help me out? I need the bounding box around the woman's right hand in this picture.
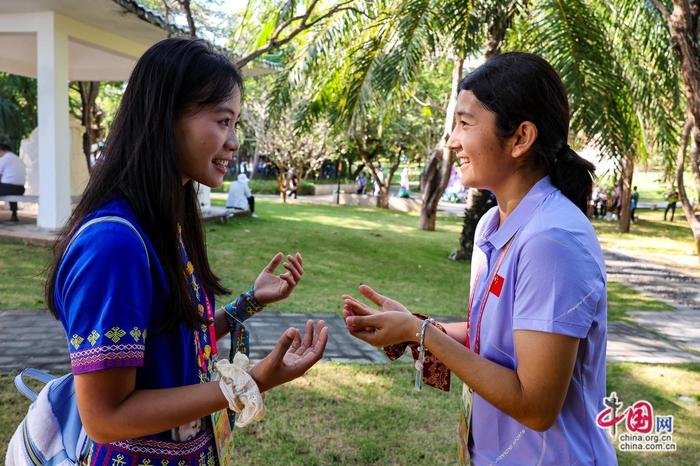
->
[248,320,328,392]
[341,285,411,319]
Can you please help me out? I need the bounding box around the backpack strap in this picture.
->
[65,215,149,267]
[11,216,149,465]
[14,368,55,402]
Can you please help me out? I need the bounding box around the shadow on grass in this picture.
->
[607,281,674,322]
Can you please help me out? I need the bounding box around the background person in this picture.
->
[631,185,639,222]
[227,172,256,217]
[287,167,299,199]
[399,167,411,198]
[0,143,27,222]
[355,171,367,194]
[664,190,679,221]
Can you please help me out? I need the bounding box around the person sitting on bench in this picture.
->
[0,143,26,222]
[226,172,256,217]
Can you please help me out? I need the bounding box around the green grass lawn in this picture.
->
[206,200,468,316]
[0,200,674,322]
[631,170,699,205]
[610,363,700,465]
[1,362,698,465]
[0,200,695,464]
[0,239,51,309]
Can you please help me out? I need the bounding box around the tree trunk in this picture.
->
[178,0,197,37]
[450,189,497,260]
[659,1,700,253]
[667,1,700,129]
[371,152,402,208]
[677,121,700,257]
[359,149,392,209]
[691,131,700,200]
[376,187,390,208]
[484,3,515,59]
[618,153,634,232]
[250,130,261,179]
[78,81,100,172]
[418,56,464,230]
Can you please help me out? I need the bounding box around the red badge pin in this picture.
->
[489,274,505,297]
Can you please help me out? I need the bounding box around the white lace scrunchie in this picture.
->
[215,353,265,427]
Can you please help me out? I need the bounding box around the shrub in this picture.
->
[213,179,316,195]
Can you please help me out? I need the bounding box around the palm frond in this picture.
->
[523,0,640,167]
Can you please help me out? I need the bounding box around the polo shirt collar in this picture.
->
[484,176,558,250]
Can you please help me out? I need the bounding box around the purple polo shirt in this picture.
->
[467,176,617,465]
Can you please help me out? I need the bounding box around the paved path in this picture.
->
[2,305,700,376]
[604,249,700,311]
[602,249,700,362]
[1,246,698,374]
[0,310,467,375]
[607,320,700,363]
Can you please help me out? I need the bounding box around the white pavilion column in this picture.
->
[37,12,70,230]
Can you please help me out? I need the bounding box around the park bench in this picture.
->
[0,195,82,221]
[201,206,252,224]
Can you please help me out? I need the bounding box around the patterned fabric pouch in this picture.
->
[383,313,451,391]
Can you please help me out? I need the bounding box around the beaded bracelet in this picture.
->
[415,317,435,391]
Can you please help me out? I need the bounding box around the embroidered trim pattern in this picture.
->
[112,431,213,457]
[87,330,100,346]
[71,343,145,374]
[70,334,84,350]
[71,326,146,351]
[81,432,216,466]
[105,326,127,343]
[130,326,143,342]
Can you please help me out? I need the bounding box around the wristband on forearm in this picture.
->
[224,286,265,360]
[224,287,265,325]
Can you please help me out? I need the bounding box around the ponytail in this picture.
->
[459,52,595,214]
[547,144,595,213]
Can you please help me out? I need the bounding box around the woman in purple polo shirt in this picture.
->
[343,52,617,465]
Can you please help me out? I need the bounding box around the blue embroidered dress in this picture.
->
[54,198,258,466]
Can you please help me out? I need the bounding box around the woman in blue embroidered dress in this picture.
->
[44,38,328,465]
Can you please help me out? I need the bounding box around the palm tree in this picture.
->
[273,1,657,228]
[435,0,682,258]
[644,0,700,256]
[580,0,699,256]
[266,0,481,211]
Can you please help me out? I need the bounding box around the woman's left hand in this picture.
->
[249,320,328,392]
[253,252,304,305]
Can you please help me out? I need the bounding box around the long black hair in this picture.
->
[46,38,241,329]
[459,52,594,212]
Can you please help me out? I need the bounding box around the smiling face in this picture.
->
[446,90,521,192]
[175,86,241,188]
